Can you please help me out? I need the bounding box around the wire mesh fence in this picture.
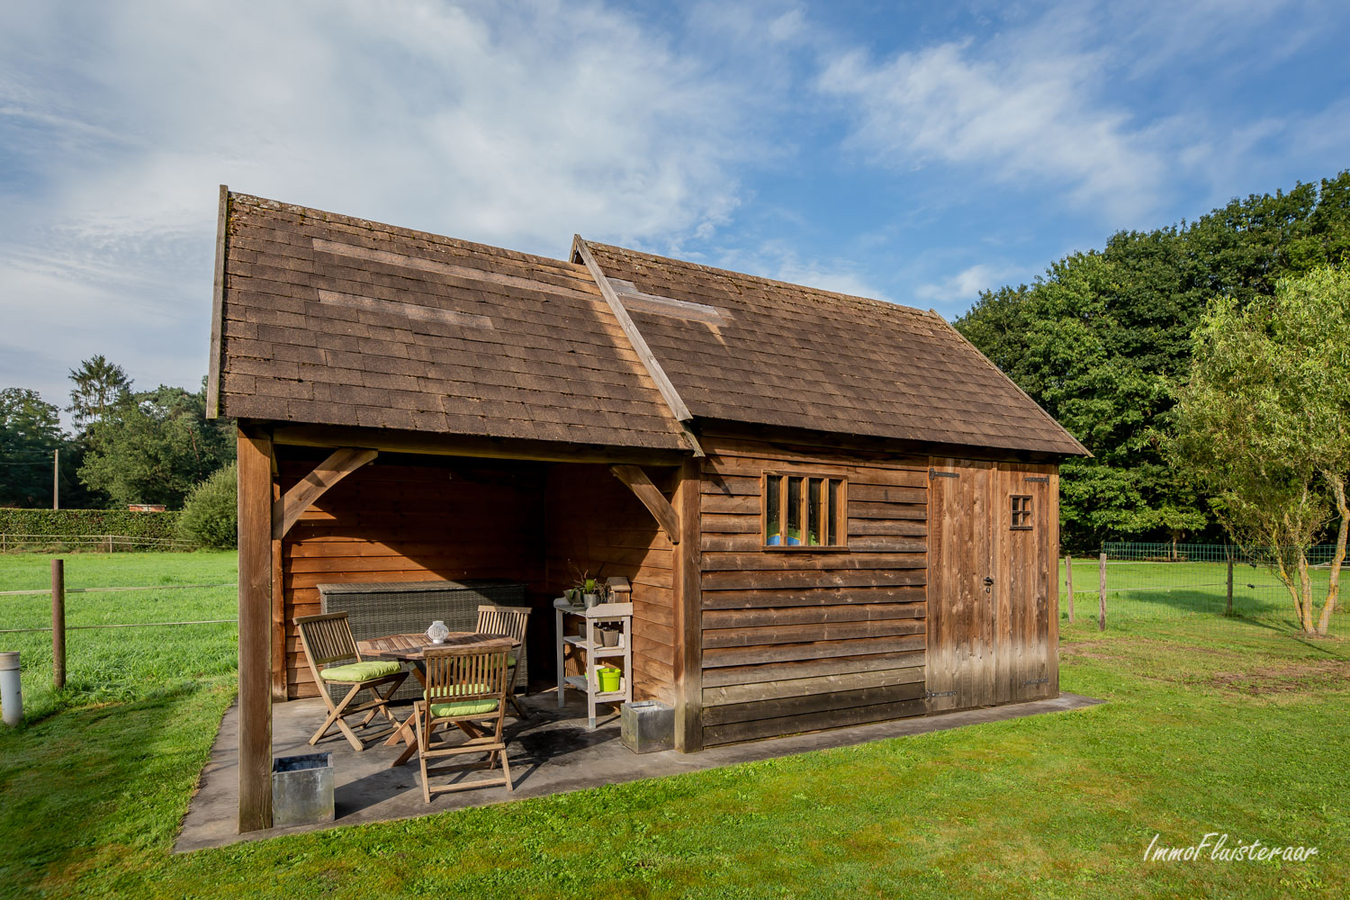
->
[1062,542,1345,639]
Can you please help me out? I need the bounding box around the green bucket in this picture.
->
[597,667,621,693]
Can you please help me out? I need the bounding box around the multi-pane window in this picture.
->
[764,472,847,549]
[1010,495,1033,530]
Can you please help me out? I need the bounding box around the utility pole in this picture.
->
[53,449,59,510]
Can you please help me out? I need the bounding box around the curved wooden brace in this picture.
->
[272,447,378,540]
[609,464,681,545]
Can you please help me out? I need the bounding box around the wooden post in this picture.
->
[1065,555,1074,624]
[1098,551,1107,632]
[673,458,703,752]
[237,429,274,832]
[52,449,59,510]
[1226,557,1234,616]
[51,559,65,690]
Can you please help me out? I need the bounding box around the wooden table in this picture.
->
[359,631,516,767]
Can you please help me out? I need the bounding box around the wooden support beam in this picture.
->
[572,236,704,457]
[271,448,377,540]
[673,458,703,751]
[270,480,286,703]
[237,428,274,833]
[609,465,681,545]
[268,422,688,467]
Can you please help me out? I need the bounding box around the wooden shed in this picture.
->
[208,188,1088,831]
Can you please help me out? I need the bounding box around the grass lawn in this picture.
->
[1,552,1347,899]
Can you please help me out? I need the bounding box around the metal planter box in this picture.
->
[620,700,674,754]
[272,753,334,828]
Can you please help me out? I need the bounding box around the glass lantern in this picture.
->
[425,620,449,644]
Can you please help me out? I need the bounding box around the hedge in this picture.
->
[0,509,183,543]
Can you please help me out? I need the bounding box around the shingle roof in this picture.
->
[209,190,1085,458]
[213,193,688,450]
[578,241,1088,457]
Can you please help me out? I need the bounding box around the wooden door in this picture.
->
[926,459,994,712]
[994,463,1058,703]
[926,459,1058,711]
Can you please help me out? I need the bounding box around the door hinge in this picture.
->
[1021,678,1050,686]
[929,468,959,479]
[1025,475,1049,483]
[926,690,957,699]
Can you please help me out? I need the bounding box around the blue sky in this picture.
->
[2,0,1348,417]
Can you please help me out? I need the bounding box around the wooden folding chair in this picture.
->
[294,612,407,752]
[474,604,531,718]
[415,645,513,800]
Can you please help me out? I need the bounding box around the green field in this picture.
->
[0,551,238,721]
[1,552,1346,899]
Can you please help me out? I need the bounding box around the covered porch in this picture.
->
[235,425,702,832]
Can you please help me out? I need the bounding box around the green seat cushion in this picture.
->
[429,698,499,718]
[319,660,402,682]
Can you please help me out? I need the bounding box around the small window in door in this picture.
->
[763,472,847,549]
[1010,495,1033,530]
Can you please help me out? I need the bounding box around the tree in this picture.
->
[177,463,237,549]
[0,388,63,507]
[956,170,1350,551]
[67,355,132,434]
[78,385,235,509]
[1171,266,1349,635]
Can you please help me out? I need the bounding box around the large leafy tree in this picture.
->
[956,171,1350,551]
[0,388,63,507]
[79,385,235,509]
[67,355,132,434]
[1172,266,1349,635]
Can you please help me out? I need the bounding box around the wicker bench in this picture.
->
[318,580,528,704]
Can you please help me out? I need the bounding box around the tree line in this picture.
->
[0,356,234,510]
[956,170,1350,553]
[957,170,1349,635]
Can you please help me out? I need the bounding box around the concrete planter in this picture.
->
[272,753,334,828]
[620,700,674,754]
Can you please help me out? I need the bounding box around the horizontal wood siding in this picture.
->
[544,464,677,705]
[280,458,543,699]
[697,436,928,745]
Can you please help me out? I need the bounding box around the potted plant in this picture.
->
[575,575,608,609]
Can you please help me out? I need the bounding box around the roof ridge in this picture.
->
[228,191,590,275]
[582,240,933,319]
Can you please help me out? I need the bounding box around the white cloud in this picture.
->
[0,0,759,406]
[915,263,1016,305]
[818,34,1167,222]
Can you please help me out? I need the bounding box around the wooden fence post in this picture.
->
[52,559,65,690]
[1226,557,1234,616]
[1065,555,1075,624]
[1098,551,1107,632]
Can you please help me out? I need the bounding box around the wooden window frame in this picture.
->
[1010,494,1033,530]
[761,471,848,551]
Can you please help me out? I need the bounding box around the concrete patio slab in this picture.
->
[175,690,1104,853]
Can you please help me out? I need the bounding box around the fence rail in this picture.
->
[0,533,197,553]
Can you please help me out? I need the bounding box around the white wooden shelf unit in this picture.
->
[554,578,632,729]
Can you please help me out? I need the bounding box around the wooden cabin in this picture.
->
[209,188,1088,830]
